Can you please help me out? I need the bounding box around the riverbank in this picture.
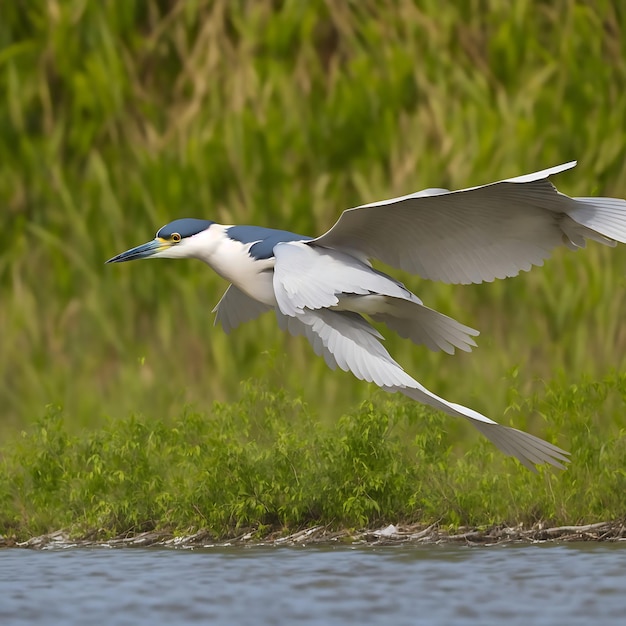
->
[4,520,625,550]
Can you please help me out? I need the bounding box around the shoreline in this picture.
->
[4,520,625,550]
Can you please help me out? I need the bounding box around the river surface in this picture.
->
[1,542,625,625]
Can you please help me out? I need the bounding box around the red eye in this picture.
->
[171,233,181,242]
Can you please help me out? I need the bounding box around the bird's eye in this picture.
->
[171,233,181,242]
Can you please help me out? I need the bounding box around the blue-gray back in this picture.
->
[227,225,312,260]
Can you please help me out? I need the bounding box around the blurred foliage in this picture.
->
[1,0,626,442]
[1,377,625,540]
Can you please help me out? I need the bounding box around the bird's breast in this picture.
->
[200,229,278,307]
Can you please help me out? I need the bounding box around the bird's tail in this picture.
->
[562,196,626,247]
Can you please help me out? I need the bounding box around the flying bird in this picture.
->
[107,161,626,470]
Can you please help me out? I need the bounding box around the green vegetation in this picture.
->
[1,377,625,541]
[1,2,626,538]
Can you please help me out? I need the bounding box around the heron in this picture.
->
[107,161,626,471]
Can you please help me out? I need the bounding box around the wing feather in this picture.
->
[273,242,414,315]
[313,162,626,284]
[570,197,626,243]
[369,299,479,354]
[212,285,272,333]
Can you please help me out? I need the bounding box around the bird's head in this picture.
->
[106,218,215,264]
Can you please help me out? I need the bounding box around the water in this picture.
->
[1,543,625,625]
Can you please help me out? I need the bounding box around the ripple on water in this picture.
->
[1,543,625,625]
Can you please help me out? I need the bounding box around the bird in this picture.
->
[107,161,626,471]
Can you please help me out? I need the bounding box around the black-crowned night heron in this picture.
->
[107,162,626,470]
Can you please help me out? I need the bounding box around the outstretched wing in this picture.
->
[275,307,569,471]
[313,161,626,284]
[213,284,272,333]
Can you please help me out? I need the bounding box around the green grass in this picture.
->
[1,377,625,541]
[1,2,626,537]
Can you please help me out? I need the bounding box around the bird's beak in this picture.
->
[105,238,172,264]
